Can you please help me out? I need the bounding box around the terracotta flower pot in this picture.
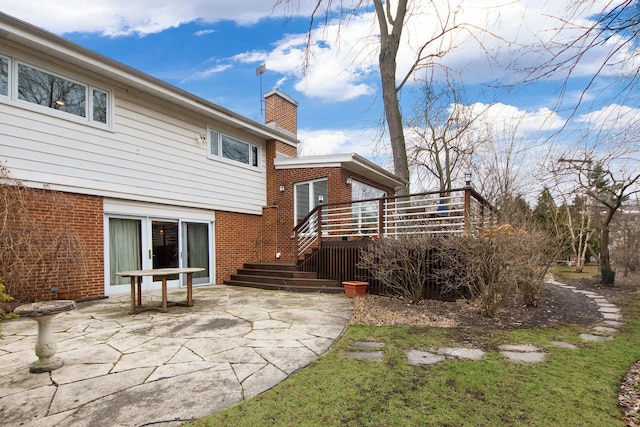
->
[342,281,368,298]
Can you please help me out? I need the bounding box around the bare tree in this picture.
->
[275,0,487,196]
[611,197,640,276]
[556,152,640,284]
[406,75,487,193]
[0,165,89,302]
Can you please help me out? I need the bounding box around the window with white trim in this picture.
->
[351,180,386,235]
[208,128,259,168]
[0,54,111,127]
[0,56,8,97]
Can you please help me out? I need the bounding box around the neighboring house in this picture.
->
[0,13,405,301]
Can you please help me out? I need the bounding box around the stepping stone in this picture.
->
[598,307,620,313]
[550,341,578,349]
[604,320,625,327]
[579,333,613,342]
[593,326,619,334]
[498,344,540,353]
[351,341,384,350]
[594,299,609,304]
[585,294,602,299]
[500,351,546,363]
[602,313,622,320]
[597,303,616,308]
[438,347,485,360]
[345,351,384,361]
[406,350,445,365]
[574,290,598,296]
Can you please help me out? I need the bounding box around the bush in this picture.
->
[439,225,557,317]
[601,267,616,286]
[358,235,442,303]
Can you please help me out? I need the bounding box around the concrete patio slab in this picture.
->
[0,284,352,426]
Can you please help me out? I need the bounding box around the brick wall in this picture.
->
[1,187,104,302]
[215,210,263,282]
[266,166,396,263]
[265,89,298,135]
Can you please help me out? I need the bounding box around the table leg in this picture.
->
[129,277,136,315]
[186,272,193,306]
[137,276,142,307]
[161,276,167,311]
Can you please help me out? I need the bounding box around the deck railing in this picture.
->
[294,188,495,259]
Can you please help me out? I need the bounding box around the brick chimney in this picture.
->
[264,88,298,136]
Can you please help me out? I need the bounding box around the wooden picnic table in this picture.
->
[116,267,204,315]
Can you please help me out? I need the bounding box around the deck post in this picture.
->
[378,198,385,238]
[463,188,471,236]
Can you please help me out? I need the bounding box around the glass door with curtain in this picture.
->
[182,221,211,285]
[151,220,179,286]
[108,217,143,294]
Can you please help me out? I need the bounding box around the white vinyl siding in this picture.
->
[1,87,267,215]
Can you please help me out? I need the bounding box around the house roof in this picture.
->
[274,153,408,190]
[0,12,299,147]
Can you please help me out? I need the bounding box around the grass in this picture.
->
[550,264,600,280]
[188,289,640,427]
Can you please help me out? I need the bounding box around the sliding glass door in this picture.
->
[182,222,210,285]
[108,218,142,287]
[106,215,213,294]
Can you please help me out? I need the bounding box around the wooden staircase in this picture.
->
[223,262,344,294]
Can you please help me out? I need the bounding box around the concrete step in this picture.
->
[236,268,317,279]
[228,274,340,288]
[242,262,298,271]
[223,279,345,294]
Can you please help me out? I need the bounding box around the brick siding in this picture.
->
[2,187,104,302]
[215,210,263,282]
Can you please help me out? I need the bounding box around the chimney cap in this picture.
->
[264,87,298,106]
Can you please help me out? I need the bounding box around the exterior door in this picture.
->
[108,217,143,294]
[182,221,211,285]
[151,220,179,286]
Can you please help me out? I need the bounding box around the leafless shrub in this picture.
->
[439,224,557,316]
[358,234,442,303]
[0,165,88,302]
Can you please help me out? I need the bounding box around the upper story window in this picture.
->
[208,129,259,168]
[0,57,8,96]
[0,54,111,127]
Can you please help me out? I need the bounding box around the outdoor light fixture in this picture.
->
[464,172,472,187]
[197,134,207,144]
[279,185,285,192]
[346,177,352,185]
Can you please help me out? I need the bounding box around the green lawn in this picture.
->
[188,287,640,427]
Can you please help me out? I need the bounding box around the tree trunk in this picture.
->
[374,0,410,197]
[600,225,610,269]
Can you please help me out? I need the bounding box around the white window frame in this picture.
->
[0,53,113,128]
[0,54,9,98]
[207,127,260,169]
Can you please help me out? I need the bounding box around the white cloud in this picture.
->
[194,29,216,36]
[181,64,232,83]
[4,0,635,110]
[0,0,309,36]
[577,104,640,130]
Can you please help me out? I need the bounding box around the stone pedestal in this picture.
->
[15,300,77,373]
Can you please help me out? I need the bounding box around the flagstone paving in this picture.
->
[0,285,352,427]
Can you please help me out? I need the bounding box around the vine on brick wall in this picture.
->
[0,165,89,302]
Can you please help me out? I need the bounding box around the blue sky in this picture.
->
[1,0,637,193]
